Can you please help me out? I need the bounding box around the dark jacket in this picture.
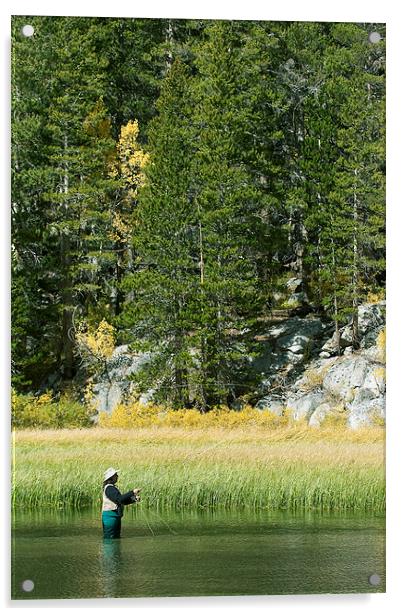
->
[104,484,137,517]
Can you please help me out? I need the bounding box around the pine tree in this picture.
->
[120,59,197,408]
[301,23,385,347]
[188,21,268,408]
[98,17,166,139]
[12,16,63,387]
[237,21,296,313]
[12,16,117,383]
[329,23,385,345]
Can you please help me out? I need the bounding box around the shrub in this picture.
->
[366,290,385,304]
[98,401,163,428]
[370,408,385,427]
[320,405,348,429]
[299,363,332,393]
[11,389,93,429]
[98,401,291,429]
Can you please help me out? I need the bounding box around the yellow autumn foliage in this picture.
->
[376,328,386,363]
[83,99,112,139]
[76,319,115,364]
[11,389,92,428]
[109,119,149,199]
[98,402,290,430]
[367,290,385,304]
[108,119,149,246]
[109,211,131,243]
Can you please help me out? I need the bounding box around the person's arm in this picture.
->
[105,485,137,506]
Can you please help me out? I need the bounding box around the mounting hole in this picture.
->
[368,573,381,586]
[368,32,381,44]
[21,25,34,37]
[21,579,34,592]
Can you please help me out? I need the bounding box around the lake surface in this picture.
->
[12,508,385,600]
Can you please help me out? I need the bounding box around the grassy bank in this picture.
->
[12,426,385,512]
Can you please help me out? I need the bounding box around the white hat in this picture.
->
[104,467,120,481]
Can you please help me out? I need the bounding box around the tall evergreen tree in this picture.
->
[97,17,166,140]
[12,16,117,383]
[12,16,63,387]
[120,60,197,408]
[300,23,385,347]
[188,21,268,408]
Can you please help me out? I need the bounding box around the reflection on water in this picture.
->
[100,539,122,598]
[12,508,385,600]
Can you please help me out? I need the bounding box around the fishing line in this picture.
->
[142,505,178,535]
[139,506,155,536]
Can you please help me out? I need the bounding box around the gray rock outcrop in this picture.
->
[92,345,152,413]
[283,350,385,428]
[89,301,385,429]
[320,301,385,356]
[286,391,327,421]
[255,397,284,416]
[255,302,385,428]
[253,316,331,377]
[308,403,333,427]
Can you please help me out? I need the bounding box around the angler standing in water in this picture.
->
[102,467,141,539]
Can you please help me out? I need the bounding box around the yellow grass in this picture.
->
[12,425,385,511]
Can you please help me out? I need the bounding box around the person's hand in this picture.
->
[133,488,141,495]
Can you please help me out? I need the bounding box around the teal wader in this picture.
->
[102,482,138,539]
[102,509,122,539]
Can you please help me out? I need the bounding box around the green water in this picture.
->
[12,508,385,599]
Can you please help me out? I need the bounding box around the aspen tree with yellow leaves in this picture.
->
[76,319,115,372]
[109,120,149,315]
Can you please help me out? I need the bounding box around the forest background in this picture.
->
[11,17,385,420]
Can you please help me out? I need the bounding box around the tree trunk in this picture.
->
[331,235,341,356]
[60,134,75,380]
[114,240,124,316]
[352,168,359,349]
[165,20,174,73]
[197,200,207,412]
